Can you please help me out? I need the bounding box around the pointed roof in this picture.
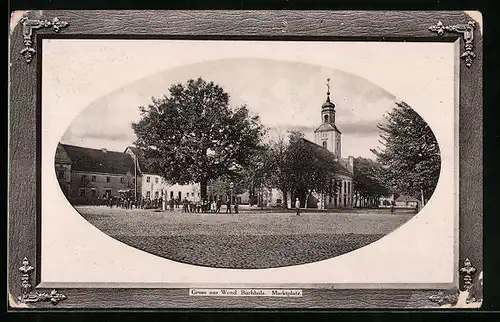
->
[55,143,72,165]
[301,138,352,177]
[322,77,336,110]
[59,143,138,175]
[125,146,152,174]
[314,123,342,134]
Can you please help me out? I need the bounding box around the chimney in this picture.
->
[348,156,354,173]
[102,148,108,153]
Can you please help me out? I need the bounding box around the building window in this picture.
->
[155,191,159,198]
[91,189,96,197]
[324,114,329,123]
[170,191,174,199]
[322,141,327,149]
[105,189,111,198]
[178,191,181,199]
[120,177,125,184]
[155,177,159,184]
[57,169,64,179]
[81,175,87,182]
[79,188,86,197]
[106,176,110,183]
[146,176,150,183]
[146,191,151,198]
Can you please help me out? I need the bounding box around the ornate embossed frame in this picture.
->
[8,10,483,309]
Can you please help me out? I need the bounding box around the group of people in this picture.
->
[97,194,240,214]
[165,198,239,214]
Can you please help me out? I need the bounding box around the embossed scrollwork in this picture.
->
[19,15,69,63]
[428,258,482,308]
[17,257,67,305]
[429,20,477,68]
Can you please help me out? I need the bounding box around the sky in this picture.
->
[42,39,453,159]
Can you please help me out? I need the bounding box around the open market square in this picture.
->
[77,205,415,269]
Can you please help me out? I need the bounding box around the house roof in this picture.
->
[59,143,137,175]
[395,195,419,202]
[55,143,72,165]
[125,146,152,174]
[301,138,352,177]
[314,123,342,134]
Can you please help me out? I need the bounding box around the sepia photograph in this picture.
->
[9,10,483,309]
[42,38,457,287]
[53,45,441,270]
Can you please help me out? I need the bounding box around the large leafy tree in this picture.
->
[353,157,390,207]
[284,131,340,205]
[371,101,441,205]
[132,78,265,200]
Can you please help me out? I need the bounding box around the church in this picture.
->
[308,78,354,208]
[255,78,355,209]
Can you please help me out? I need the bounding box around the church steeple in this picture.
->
[321,78,336,124]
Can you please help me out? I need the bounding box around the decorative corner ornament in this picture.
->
[429,20,476,68]
[429,258,482,308]
[18,257,67,305]
[19,15,69,63]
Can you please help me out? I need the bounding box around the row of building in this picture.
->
[55,143,200,205]
[55,79,359,208]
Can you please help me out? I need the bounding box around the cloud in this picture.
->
[338,119,382,136]
[59,57,399,158]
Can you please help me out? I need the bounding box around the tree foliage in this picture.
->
[353,157,389,207]
[132,78,265,199]
[280,132,340,200]
[371,101,441,204]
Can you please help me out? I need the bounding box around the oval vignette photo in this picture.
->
[50,41,442,269]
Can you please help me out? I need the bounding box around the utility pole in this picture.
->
[134,153,137,204]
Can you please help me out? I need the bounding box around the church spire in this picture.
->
[326,77,331,102]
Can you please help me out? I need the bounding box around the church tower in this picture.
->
[314,78,342,159]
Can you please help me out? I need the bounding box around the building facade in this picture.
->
[124,147,200,203]
[55,144,139,205]
[310,79,354,208]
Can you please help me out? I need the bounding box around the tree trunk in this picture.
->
[420,188,425,207]
[200,180,208,201]
[282,188,288,209]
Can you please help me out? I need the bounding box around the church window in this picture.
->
[322,141,327,149]
[324,114,329,123]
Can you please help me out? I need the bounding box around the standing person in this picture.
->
[211,200,216,213]
[169,198,174,211]
[390,201,395,214]
[226,199,232,214]
[182,198,189,213]
[216,198,222,213]
[234,201,239,214]
[175,198,180,209]
[295,197,300,216]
